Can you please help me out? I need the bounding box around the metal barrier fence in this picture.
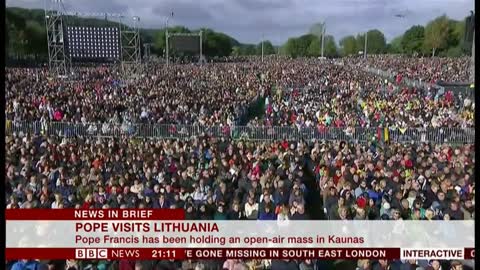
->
[335,60,436,90]
[363,66,436,90]
[5,121,475,144]
[336,61,474,102]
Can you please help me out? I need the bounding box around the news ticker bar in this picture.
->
[6,210,475,255]
[5,248,474,260]
[5,209,185,220]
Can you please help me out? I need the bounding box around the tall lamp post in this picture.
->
[261,33,265,62]
[165,12,173,67]
[471,30,475,83]
[470,11,475,84]
[321,21,326,58]
[364,31,368,59]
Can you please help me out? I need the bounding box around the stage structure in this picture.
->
[62,12,141,76]
[44,0,142,77]
[143,43,152,61]
[45,0,70,76]
[166,31,204,65]
[119,16,142,75]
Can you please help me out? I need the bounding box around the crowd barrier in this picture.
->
[5,121,475,144]
[335,61,474,102]
[335,60,436,90]
[364,66,437,90]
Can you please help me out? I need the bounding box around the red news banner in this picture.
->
[5,209,475,260]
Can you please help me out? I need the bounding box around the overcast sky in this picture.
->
[6,0,474,45]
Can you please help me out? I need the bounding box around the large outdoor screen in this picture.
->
[170,35,200,53]
[66,26,120,60]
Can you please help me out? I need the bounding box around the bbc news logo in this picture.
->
[75,248,108,259]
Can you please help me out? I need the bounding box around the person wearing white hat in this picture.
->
[380,201,391,218]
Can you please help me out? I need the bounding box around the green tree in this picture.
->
[24,20,47,56]
[357,30,386,54]
[241,44,257,55]
[424,15,450,56]
[140,29,158,45]
[401,25,424,55]
[6,8,26,29]
[435,19,464,58]
[6,9,27,57]
[355,33,367,54]
[307,38,321,57]
[201,29,234,57]
[284,37,300,57]
[8,27,28,57]
[455,19,469,54]
[462,14,474,54]
[339,35,357,56]
[310,22,338,57]
[445,46,463,57]
[283,34,316,57]
[5,17,10,55]
[278,44,289,56]
[324,35,338,57]
[446,19,464,50]
[309,22,326,38]
[297,34,316,56]
[256,40,276,55]
[387,35,403,54]
[232,46,241,56]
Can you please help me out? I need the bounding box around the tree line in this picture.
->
[285,14,472,58]
[5,7,473,60]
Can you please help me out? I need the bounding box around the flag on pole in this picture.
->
[376,127,382,141]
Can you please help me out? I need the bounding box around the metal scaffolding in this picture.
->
[120,16,142,76]
[143,43,152,61]
[63,12,141,75]
[46,5,141,77]
[45,0,70,77]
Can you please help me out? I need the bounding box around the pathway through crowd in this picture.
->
[302,155,325,220]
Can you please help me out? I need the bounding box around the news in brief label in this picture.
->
[5,209,475,260]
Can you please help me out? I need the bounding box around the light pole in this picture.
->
[144,43,151,61]
[200,30,203,64]
[470,11,475,83]
[364,31,368,59]
[321,21,326,58]
[165,12,173,67]
[471,30,475,83]
[261,33,265,62]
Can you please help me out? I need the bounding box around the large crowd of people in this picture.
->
[5,58,337,127]
[5,132,475,269]
[5,55,475,270]
[6,134,474,220]
[6,58,474,132]
[342,55,472,83]
[6,65,259,126]
[5,258,473,270]
[260,64,473,129]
